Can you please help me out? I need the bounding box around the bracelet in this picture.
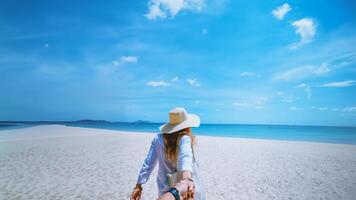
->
[134,184,142,190]
[167,187,180,200]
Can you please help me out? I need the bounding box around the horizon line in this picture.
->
[0,119,355,128]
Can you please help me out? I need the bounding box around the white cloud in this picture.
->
[145,0,204,20]
[145,2,166,19]
[147,76,180,87]
[295,83,307,88]
[255,98,267,106]
[112,56,138,66]
[289,106,305,111]
[342,107,356,112]
[146,80,170,87]
[290,18,316,49]
[186,78,201,86]
[202,28,208,35]
[281,98,293,103]
[274,62,330,81]
[240,72,257,77]
[120,56,137,63]
[315,62,330,74]
[272,3,291,20]
[315,106,356,112]
[330,52,356,69]
[295,83,312,99]
[328,107,356,112]
[233,97,267,109]
[277,91,294,103]
[289,106,297,110]
[311,106,328,111]
[319,80,356,87]
[233,102,264,109]
[319,107,328,111]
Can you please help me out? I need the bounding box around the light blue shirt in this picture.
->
[137,134,193,194]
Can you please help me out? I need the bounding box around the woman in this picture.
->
[130,107,205,200]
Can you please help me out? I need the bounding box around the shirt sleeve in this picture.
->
[137,135,159,184]
[178,135,193,173]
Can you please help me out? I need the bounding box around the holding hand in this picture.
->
[175,179,195,199]
[158,179,195,200]
[132,179,195,200]
[130,184,142,200]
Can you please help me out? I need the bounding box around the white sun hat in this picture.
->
[159,107,200,134]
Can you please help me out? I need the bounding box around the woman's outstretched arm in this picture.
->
[137,135,159,183]
[130,135,159,200]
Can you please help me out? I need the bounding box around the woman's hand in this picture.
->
[175,179,195,200]
[130,184,142,200]
[180,171,195,199]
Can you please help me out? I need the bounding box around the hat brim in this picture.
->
[159,114,200,134]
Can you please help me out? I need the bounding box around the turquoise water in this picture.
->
[0,123,33,130]
[1,122,356,145]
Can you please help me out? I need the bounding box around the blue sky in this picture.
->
[0,0,355,126]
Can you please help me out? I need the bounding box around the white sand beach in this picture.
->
[0,125,356,200]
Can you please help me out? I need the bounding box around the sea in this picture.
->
[1,121,356,145]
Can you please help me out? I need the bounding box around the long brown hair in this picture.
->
[163,127,195,164]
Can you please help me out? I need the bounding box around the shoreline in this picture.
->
[1,125,356,199]
[1,120,356,128]
[1,124,355,146]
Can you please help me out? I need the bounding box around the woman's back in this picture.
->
[137,134,194,194]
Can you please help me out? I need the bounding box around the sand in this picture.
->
[0,125,355,200]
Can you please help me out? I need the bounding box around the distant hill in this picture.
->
[75,119,151,124]
[0,119,152,124]
[131,120,151,124]
[75,119,110,123]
